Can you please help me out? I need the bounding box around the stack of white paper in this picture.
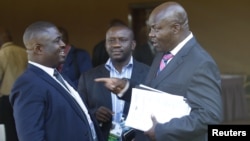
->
[125,85,191,131]
[0,124,6,141]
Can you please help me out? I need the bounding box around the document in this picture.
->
[125,85,191,131]
[0,124,6,141]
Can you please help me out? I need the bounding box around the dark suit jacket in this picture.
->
[10,64,103,141]
[61,45,92,88]
[78,59,149,141]
[129,37,223,141]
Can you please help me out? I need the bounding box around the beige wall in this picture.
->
[1,0,250,74]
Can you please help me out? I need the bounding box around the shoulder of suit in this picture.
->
[84,64,107,75]
[133,59,150,69]
[71,45,88,52]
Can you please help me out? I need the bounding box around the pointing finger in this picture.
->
[151,115,157,124]
[95,78,110,83]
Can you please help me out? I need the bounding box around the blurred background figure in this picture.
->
[92,39,109,67]
[92,19,127,67]
[133,25,156,66]
[57,26,92,88]
[0,27,28,141]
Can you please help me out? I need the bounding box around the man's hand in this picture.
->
[144,115,158,141]
[95,106,114,123]
[95,77,127,94]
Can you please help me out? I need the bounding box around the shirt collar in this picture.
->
[170,32,193,56]
[28,61,55,77]
[105,56,133,71]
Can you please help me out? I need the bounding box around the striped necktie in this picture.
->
[159,52,174,72]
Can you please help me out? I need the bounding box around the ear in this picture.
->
[171,23,181,34]
[131,40,136,51]
[33,43,43,54]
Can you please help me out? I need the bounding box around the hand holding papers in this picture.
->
[125,85,191,131]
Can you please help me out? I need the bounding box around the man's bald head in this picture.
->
[147,1,191,52]
[23,21,58,50]
[149,1,189,30]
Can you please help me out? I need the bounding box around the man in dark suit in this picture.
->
[78,24,149,141]
[95,1,223,141]
[9,21,103,141]
[57,26,92,88]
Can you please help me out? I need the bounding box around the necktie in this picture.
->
[53,69,69,91]
[54,69,97,140]
[159,52,174,72]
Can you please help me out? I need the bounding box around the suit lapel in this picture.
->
[28,64,90,124]
[99,66,113,109]
[146,37,196,87]
[152,53,184,87]
[145,53,162,85]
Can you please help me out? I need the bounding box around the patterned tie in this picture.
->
[53,69,69,91]
[159,52,174,71]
